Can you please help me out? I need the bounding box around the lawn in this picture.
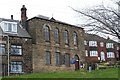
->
[2,68,119,79]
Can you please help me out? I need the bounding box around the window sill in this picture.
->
[46,64,52,66]
[55,43,60,46]
[10,72,24,74]
[65,44,69,47]
[10,54,22,56]
[4,31,18,34]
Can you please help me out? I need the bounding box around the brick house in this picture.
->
[0,8,32,76]
[84,33,119,63]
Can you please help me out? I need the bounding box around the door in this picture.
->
[74,55,79,70]
[101,51,105,61]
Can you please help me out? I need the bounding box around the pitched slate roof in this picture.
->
[0,18,31,38]
[27,15,83,29]
[85,33,118,44]
[84,33,106,42]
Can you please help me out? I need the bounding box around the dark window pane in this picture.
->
[64,30,68,44]
[46,51,51,65]
[44,26,50,42]
[11,45,22,55]
[65,54,70,67]
[55,52,61,65]
[10,62,22,73]
[74,32,78,45]
[54,28,59,43]
[0,44,5,54]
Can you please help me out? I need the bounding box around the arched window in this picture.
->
[73,32,78,45]
[54,28,59,43]
[44,25,50,42]
[64,30,68,44]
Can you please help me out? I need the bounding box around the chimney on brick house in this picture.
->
[21,5,27,29]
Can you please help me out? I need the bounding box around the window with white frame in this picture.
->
[106,43,114,48]
[85,50,88,56]
[90,51,98,56]
[0,44,5,54]
[117,46,119,50]
[84,41,87,45]
[100,42,104,47]
[89,41,97,47]
[1,21,17,33]
[107,52,115,58]
[11,45,22,55]
[10,62,22,73]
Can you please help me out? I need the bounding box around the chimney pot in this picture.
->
[11,15,13,20]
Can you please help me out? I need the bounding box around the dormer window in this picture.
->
[89,41,97,47]
[106,43,114,48]
[1,21,17,34]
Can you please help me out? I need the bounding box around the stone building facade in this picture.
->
[0,5,85,76]
[0,35,32,76]
[27,16,85,72]
[0,8,32,76]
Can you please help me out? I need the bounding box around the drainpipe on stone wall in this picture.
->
[7,35,10,76]
[1,35,10,76]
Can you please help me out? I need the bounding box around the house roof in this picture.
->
[0,18,31,38]
[27,15,84,30]
[84,33,106,41]
[85,33,118,44]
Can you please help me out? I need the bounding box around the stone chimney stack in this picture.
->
[21,5,27,29]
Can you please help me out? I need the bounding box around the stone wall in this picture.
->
[27,18,85,72]
[1,36,32,76]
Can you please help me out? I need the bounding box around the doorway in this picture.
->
[74,54,79,70]
[101,51,105,61]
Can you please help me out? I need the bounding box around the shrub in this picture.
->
[118,60,120,65]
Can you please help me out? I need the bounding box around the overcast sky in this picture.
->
[0,0,113,25]
[0,0,118,41]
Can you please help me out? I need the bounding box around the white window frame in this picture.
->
[1,21,17,34]
[85,50,88,56]
[90,51,98,57]
[107,52,115,58]
[117,46,119,50]
[11,45,22,55]
[0,44,5,55]
[106,43,114,48]
[89,41,97,47]
[84,41,87,45]
[10,62,22,73]
[100,42,104,47]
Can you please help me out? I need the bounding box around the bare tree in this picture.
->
[71,0,120,40]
